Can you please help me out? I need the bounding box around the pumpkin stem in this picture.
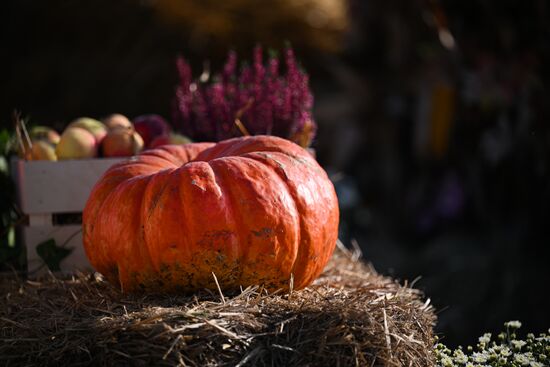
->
[234,118,250,137]
[233,98,254,136]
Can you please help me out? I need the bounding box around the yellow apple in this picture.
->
[67,117,107,143]
[56,127,98,159]
[31,141,57,161]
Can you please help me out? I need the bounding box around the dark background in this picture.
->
[1,0,549,347]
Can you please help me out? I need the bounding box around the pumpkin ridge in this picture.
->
[275,150,320,174]
[171,161,239,289]
[119,174,156,292]
[192,136,303,162]
[256,149,335,288]
[153,145,194,166]
[239,152,308,288]
[97,175,154,290]
[84,174,134,280]
[149,166,194,286]
[83,175,128,272]
[241,149,336,287]
[141,169,178,278]
[238,153,303,281]
[140,148,182,168]
[144,173,172,218]
[214,154,302,288]
[191,138,238,162]
[205,157,258,285]
[206,160,246,287]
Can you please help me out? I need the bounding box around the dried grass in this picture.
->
[0,246,436,366]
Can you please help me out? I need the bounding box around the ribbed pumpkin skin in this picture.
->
[83,135,339,293]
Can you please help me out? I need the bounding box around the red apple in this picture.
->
[103,114,132,130]
[132,114,170,148]
[101,127,144,157]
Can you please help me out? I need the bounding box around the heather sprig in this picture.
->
[172,46,316,147]
[435,321,550,367]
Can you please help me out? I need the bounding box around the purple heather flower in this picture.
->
[172,46,316,147]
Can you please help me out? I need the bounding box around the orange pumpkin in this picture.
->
[83,135,339,293]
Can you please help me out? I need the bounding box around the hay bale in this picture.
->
[0,246,436,366]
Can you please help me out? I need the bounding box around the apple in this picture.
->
[102,113,132,130]
[29,126,60,145]
[67,117,107,143]
[149,133,193,149]
[56,127,98,159]
[16,126,60,159]
[132,114,170,148]
[101,127,144,157]
[31,141,57,161]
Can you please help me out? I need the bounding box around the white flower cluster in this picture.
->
[435,322,549,367]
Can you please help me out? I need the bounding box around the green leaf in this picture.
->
[7,227,15,247]
[0,129,12,153]
[36,238,73,271]
[0,156,7,174]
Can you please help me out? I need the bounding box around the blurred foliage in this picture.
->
[0,128,24,271]
[0,0,349,127]
[173,46,317,146]
[152,0,348,54]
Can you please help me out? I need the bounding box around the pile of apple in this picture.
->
[22,114,192,161]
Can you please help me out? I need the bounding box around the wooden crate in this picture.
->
[11,157,125,274]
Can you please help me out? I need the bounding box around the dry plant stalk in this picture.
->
[0,248,436,366]
[13,110,33,160]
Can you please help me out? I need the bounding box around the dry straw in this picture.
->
[1,244,436,366]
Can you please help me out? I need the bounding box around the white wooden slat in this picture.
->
[13,157,125,214]
[28,214,53,226]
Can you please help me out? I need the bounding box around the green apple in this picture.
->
[149,133,193,148]
[67,117,107,143]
